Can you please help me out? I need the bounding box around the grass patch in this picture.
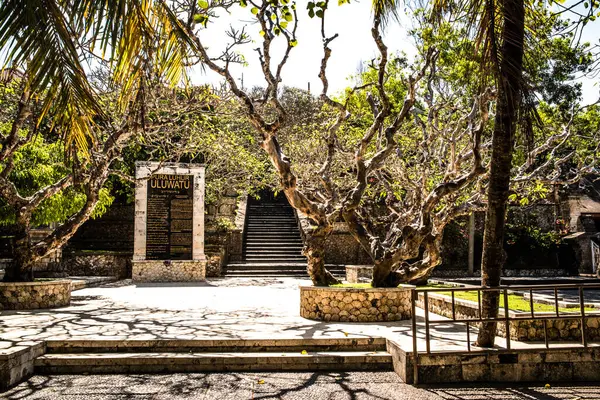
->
[329,283,372,289]
[423,286,595,313]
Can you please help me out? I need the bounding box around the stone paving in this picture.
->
[1,277,586,355]
[4,372,600,399]
[0,277,483,353]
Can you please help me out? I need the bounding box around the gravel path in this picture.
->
[4,372,600,400]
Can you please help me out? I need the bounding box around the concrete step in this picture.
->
[245,233,302,238]
[35,352,391,373]
[245,243,303,247]
[231,264,307,270]
[244,253,303,258]
[243,258,307,263]
[245,240,303,244]
[44,338,386,354]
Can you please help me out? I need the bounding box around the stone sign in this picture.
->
[146,174,194,260]
[132,162,206,282]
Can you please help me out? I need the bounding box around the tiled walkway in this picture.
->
[0,277,582,354]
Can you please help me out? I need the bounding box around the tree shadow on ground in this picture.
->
[422,382,600,400]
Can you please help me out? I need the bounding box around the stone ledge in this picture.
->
[345,265,373,283]
[132,260,206,282]
[0,280,71,310]
[300,285,414,322]
[390,342,600,384]
[0,342,44,391]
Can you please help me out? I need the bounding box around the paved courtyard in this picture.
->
[4,372,600,399]
[0,277,480,353]
[3,277,596,399]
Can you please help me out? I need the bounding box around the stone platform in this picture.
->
[3,277,600,389]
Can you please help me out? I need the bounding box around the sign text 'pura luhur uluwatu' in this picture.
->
[146,174,194,260]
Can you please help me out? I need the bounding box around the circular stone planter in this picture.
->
[300,285,414,322]
[0,280,71,310]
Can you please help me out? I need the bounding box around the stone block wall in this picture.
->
[346,265,373,283]
[390,340,600,384]
[131,260,206,282]
[300,285,413,322]
[0,342,45,391]
[60,252,131,278]
[0,280,71,310]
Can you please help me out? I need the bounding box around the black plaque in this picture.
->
[146,174,194,260]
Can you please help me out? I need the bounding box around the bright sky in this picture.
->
[189,1,415,95]
[189,0,600,104]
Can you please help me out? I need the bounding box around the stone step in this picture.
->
[226,267,346,274]
[44,338,386,353]
[225,270,308,276]
[245,231,301,236]
[244,251,303,256]
[244,247,304,252]
[244,258,307,263]
[246,225,297,228]
[246,216,296,219]
[34,351,392,374]
[245,241,304,246]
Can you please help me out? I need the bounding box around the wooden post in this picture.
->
[468,213,475,275]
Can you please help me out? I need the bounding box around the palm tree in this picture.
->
[431,0,525,347]
[0,0,190,153]
[0,0,192,282]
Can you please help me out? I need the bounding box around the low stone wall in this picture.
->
[389,339,600,384]
[0,280,71,310]
[131,260,206,282]
[346,265,373,283]
[61,251,131,278]
[417,292,600,342]
[300,285,413,322]
[0,342,45,391]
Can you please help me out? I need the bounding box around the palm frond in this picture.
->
[372,0,402,27]
[0,0,194,154]
[0,0,103,155]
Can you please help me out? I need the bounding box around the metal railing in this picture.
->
[410,283,600,384]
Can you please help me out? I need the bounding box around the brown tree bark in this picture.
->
[304,223,339,286]
[3,222,34,282]
[477,0,525,347]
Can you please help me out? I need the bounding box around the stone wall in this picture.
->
[416,292,600,342]
[0,280,71,310]
[346,265,373,283]
[60,251,131,278]
[131,260,206,282]
[0,342,45,391]
[389,339,600,384]
[300,285,413,322]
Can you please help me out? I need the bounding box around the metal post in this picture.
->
[411,289,419,385]
[451,291,456,320]
[468,213,475,275]
[477,290,481,319]
[466,322,471,352]
[554,288,559,317]
[579,286,588,347]
[529,289,534,318]
[424,291,431,354]
[503,289,511,350]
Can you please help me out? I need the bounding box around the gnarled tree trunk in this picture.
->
[3,223,34,282]
[303,223,339,286]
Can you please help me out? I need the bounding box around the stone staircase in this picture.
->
[34,338,393,374]
[226,196,344,277]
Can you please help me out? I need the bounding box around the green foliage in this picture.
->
[213,216,236,232]
[0,133,114,226]
[505,223,563,249]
